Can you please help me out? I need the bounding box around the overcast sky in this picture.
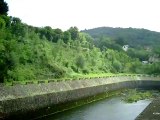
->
[5,0,160,32]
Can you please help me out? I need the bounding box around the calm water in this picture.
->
[39,97,151,120]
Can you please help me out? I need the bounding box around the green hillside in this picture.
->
[0,1,159,83]
[82,27,160,61]
[82,27,160,48]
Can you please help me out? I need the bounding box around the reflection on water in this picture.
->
[39,97,151,120]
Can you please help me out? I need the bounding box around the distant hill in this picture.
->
[82,27,160,49]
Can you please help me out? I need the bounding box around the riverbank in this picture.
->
[0,76,160,120]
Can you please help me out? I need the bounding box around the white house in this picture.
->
[122,45,129,51]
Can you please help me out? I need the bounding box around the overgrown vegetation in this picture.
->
[82,27,160,54]
[121,89,160,103]
[83,27,160,74]
[0,1,159,83]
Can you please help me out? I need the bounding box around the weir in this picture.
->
[0,75,160,120]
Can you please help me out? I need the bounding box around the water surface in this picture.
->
[39,97,151,120]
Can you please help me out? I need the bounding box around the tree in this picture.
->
[43,26,54,41]
[68,26,79,40]
[11,17,27,37]
[114,37,127,46]
[0,0,8,15]
[0,16,5,29]
[52,28,63,42]
[113,60,122,72]
[0,15,11,28]
[76,55,85,72]
[63,31,71,43]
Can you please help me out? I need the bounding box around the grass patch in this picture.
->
[4,73,150,86]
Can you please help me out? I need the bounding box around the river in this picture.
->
[38,97,151,120]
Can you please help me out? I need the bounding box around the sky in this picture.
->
[5,0,160,32]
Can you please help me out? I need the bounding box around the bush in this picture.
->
[76,55,85,70]
[47,63,66,78]
[6,65,35,81]
[113,60,122,72]
[82,69,89,74]
[71,65,78,72]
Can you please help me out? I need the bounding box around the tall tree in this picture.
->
[68,26,79,40]
[0,0,8,15]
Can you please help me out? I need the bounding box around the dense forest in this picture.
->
[82,27,160,61]
[0,1,160,83]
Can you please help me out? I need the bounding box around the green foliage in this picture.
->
[122,89,153,103]
[114,37,127,46]
[83,27,160,61]
[127,48,150,61]
[6,65,35,81]
[76,55,85,72]
[46,63,66,78]
[0,13,159,83]
[63,31,71,43]
[83,27,160,49]
[0,0,8,15]
[0,16,5,29]
[112,60,122,73]
[68,26,79,40]
[148,62,160,75]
